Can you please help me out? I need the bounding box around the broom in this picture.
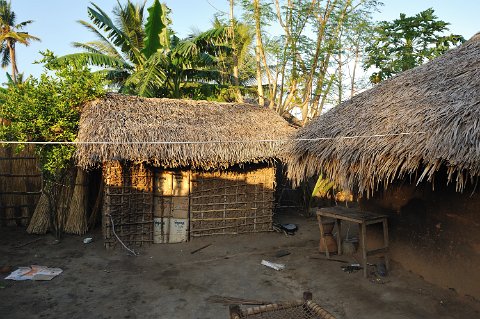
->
[64,169,88,235]
[27,192,50,234]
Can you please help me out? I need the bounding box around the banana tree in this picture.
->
[59,0,233,99]
[56,0,168,91]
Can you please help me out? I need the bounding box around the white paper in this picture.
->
[5,265,63,281]
[261,260,285,271]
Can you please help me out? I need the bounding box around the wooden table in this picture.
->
[316,206,389,278]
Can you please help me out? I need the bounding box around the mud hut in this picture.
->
[76,94,295,247]
[285,33,480,298]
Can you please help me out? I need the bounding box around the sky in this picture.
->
[3,0,479,84]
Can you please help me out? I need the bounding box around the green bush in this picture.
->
[0,51,106,179]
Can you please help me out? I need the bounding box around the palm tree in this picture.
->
[60,0,237,99]
[127,31,224,98]
[209,16,255,87]
[0,0,40,82]
[60,0,147,89]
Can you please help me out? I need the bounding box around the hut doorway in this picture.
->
[152,170,190,244]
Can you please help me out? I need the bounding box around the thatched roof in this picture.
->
[76,94,295,169]
[286,33,480,195]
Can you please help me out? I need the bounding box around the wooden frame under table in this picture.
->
[316,206,389,278]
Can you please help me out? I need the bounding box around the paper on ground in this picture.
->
[5,265,63,281]
[261,260,285,271]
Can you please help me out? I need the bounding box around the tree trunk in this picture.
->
[7,40,18,83]
[337,36,343,105]
[229,0,243,103]
[350,43,360,98]
[253,0,265,106]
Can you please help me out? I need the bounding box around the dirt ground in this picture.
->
[1,214,479,319]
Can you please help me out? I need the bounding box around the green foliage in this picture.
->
[142,0,169,59]
[311,174,335,199]
[0,51,105,179]
[124,49,167,97]
[207,15,256,86]
[67,1,229,100]
[60,0,147,90]
[238,0,382,120]
[54,52,132,70]
[364,8,465,84]
[239,0,276,27]
[127,28,230,99]
[180,82,224,101]
[87,2,144,65]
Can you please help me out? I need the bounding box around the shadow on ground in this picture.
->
[1,214,479,319]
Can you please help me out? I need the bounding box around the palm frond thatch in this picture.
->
[285,33,480,195]
[76,94,295,169]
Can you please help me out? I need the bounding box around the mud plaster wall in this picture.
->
[360,174,480,300]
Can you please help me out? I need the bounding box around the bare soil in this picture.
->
[1,214,479,319]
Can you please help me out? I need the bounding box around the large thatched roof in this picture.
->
[286,33,480,195]
[76,94,295,169]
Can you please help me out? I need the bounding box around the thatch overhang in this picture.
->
[285,33,480,195]
[76,94,295,170]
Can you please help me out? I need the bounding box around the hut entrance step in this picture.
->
[316,206,389,278]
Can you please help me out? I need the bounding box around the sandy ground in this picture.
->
[1,214,479,319]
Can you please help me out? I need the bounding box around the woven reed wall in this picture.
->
[102,162,276,246]
[0,145,42,227]
[103,161,154,248]
[190,166,275,237]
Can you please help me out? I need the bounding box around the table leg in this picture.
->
[317,215,329,258]
[336,219,342,255]
[360,223,367,278]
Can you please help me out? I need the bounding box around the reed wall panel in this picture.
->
[103,161,154,248]
[0,145,42,227]
[189,167,275,237]
[102,163,276,246]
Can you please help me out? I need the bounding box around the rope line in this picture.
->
[0,132,426,145]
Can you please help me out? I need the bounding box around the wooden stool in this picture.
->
[316,207,389,278]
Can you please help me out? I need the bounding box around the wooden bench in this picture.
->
[316,206,389,278]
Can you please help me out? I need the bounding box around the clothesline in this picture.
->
[0,131,426,145]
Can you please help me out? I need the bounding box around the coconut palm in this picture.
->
[0,0,40,82]
[59,0,177,95]
[211,16,255,86]
[58,0,148,89]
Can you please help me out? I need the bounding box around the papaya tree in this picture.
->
[364,8,465,84]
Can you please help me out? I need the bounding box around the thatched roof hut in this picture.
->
[76,93,295,169]
[76,94,296,246]
[285,33,480,195]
